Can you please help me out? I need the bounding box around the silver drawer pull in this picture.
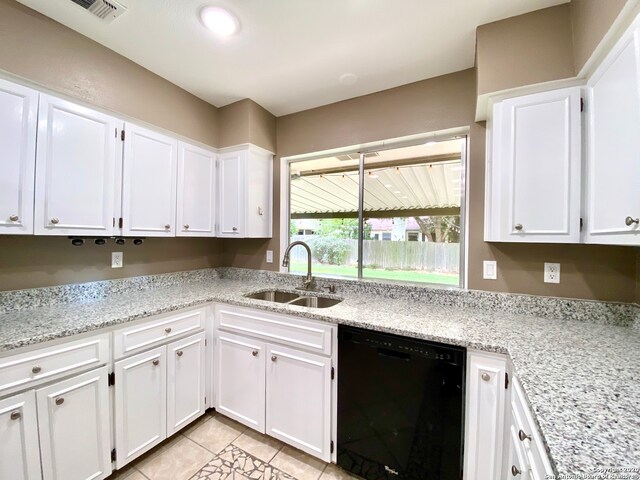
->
[271,355,277,362]
[625,216,639,226]
[55,398,64,406]
[32,366,42,374]
[176,350,183,357]
[518,429,531,442]
[481,372,490,382]
[152,359,160,366]
[10,411,21,420]
[9,214,19,222]
[165,327,172,334]
[232,227,238,232]
[50,217,59,225]
[252,350,258,357]
[514,224,523,231]
[511,465,520,476]
[164,224,171,230]
[184,224,189,230]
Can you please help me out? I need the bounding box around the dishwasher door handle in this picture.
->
[377,348,411,361]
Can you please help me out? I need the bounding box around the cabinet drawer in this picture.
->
[0,334,109,395]
[512,377,554,479]
[113,307,207,360]
[215,304,333,356]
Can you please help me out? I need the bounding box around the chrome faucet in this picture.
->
[282,241,316,290]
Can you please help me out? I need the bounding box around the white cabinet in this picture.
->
[36,366,112,480]
[485,87,582,243]
[218,145,273,238]
[266,344,332,461]
[0,78,37,235]
[0,391,42,480]
[464,351,508,480]
[114,346,167,468]
[35,94,121,236]
[176,142,217,237]
[215,331,266,431]
[585,17,640,245]
[122,123,177,237]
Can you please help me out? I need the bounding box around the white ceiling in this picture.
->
[16,0,568,116]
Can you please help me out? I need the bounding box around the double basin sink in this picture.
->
[245,289,342,309]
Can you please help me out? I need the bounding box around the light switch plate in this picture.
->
[112,252,123,269]
[483,260,497,280]
[544,263,560,283]
[266,250,273,263]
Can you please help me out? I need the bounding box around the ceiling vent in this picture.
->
[70,0,127,23]
[336,152,380,162]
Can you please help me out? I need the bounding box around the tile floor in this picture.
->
[107,410,359,480]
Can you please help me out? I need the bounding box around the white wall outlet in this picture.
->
[266,250,273,263]
[544,262,560,283]
[483,260,497,280]
[112,252,123,269]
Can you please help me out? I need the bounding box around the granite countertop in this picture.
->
[0,268,638,476]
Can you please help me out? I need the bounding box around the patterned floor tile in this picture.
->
[191,445,296,480]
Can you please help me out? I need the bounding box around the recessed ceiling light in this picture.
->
[339,73,358,86]
[201,7,239,37]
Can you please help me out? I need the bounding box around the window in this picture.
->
[287,137,465,286]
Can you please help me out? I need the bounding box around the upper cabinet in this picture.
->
[485,87,582,243]
[585,18,640,245]
[122,124,178,237]
[0,79,38,235]
[176,142,217,237]
[218,145,273,238]
[35,95,121,236]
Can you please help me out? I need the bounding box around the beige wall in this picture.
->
[0,237,223,291]
[218,99,277,152]
[476,4,575,96]
[570,0,628,72]
[0,0,219,147]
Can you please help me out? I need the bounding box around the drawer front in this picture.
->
[0,334,109,395]
[512,377,554,479]
[113,307,207,360]
[215,304,333,356]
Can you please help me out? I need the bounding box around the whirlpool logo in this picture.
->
[384,466,399,476]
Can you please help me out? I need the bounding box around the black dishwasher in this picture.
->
[337,326,465,480]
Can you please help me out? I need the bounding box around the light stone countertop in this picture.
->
[0,268,638,476]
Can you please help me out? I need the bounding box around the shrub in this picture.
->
[309,237,351,265]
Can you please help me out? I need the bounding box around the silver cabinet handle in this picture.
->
[232,227,238,232]
[9,214,19,222]
[252,350,258,356]
[511,465,520,476]
[152,359,160,366]
[481,372,490,382]
[257,207,264,216]
[32,366,42,374]
[271,355,277,362]
[518,429,531,442]
[10,411,21,420]
[164,224,171,230]
[50,217,59,225]
[176,350,183,357]
[55,397,64,406]
[165,327,172,334]
[514,224,523,231]
[184,224,189,230]
[625,216,639,226]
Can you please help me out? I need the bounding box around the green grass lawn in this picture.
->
[290,261,459,285]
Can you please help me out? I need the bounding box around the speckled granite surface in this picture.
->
[0,268,638,476]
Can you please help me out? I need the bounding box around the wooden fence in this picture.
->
[291,235,459,273]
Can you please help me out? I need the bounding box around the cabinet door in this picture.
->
[0,79,37,235]
[494,87,581,243]
[245,148,273,238]
[167,332,206,436]
[114,346,167,468]
[0,390,41,480]
[266,344,331,461]
[586,21,640,245]
[507,420,530,480]
[215,332,265,431]
[464,352,507,480]
[36,366,112,480]
[218,150,246,237]
[176,142,217,237]
[122,124,177,237]
[35,94,120,236]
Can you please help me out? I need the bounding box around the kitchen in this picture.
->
[0,0,639,479]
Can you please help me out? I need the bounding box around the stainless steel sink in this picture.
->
[244,289,342,309]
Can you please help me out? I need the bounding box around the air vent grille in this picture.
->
[69,0,127,22]
[336,152,380,161]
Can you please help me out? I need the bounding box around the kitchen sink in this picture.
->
[244,289,342,309]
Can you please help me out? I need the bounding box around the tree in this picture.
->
[413,216,460,243]
[315,218,371,239]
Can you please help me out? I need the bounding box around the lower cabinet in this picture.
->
[114,332,205,468]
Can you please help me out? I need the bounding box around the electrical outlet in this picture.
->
[112,252,123,269]
[544,262,560,283]
[483,260,497,280]
[266,250,273,263]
